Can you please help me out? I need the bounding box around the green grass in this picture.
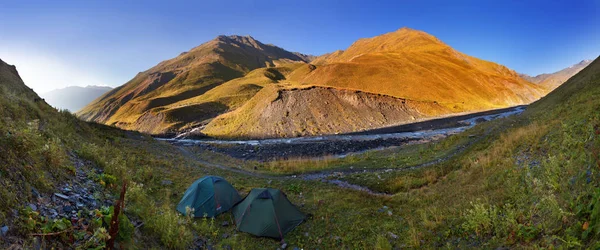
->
[258,129,475,175]
[3,58,600,249]
[186,127,476,176]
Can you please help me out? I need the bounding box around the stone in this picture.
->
[54,193,70,200]
[31,187,41,198]
[221,221,229,227]
[193,238,205,249]
[388,232,399,239]
[33,236,41,250]
[63,206,73,213]
[49,209,58,218]
[69,196,79,203]
[28,203,37,211]
[222,233,229,239]
[161,180,173,186]
[0,225,7,236]
[281,243,288,249]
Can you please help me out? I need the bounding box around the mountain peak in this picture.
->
[216,34,256,41]
[215,34,263,49]
[358,27,445,49]
[394,26,424,34]
[325,27,448,63]
[386,27,444,44]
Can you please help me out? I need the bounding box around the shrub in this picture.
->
[374,234,392,250]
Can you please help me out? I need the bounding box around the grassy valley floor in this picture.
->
[2,58,600,249]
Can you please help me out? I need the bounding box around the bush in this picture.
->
[374,234,392,250]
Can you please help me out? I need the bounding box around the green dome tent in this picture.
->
[232,188,306,239]
[176,176,241,218]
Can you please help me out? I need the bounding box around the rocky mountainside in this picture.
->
[41,85,113,112]
[202,86,450,138]
[79,28,549,138]
[520,59,592,90]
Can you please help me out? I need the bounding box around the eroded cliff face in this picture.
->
[202,86,450,138]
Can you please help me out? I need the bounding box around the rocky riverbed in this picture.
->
[161,106,526,161]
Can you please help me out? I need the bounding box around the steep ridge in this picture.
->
[0,59,40,100]
[520,59,592,90]
[77,35,308,132]
[295,28,546,111]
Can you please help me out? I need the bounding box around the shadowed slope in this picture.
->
[121,65,304,134]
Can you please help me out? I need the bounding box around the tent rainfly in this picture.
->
[176,176,241,218]
[232,188,306,239]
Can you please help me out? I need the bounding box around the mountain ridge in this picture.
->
[292,28,545,109]
[79,28,550,138]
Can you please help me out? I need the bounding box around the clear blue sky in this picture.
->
[0,0,598,93]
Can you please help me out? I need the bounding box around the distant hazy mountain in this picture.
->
[41,85,112,112]
[520,60,593,90]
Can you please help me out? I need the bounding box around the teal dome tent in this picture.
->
[177,176,241,218]
[232,188,306,239]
